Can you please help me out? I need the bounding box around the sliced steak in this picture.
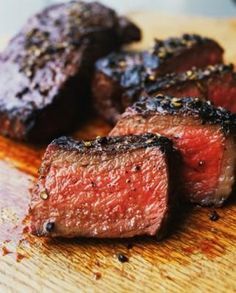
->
[0,1,141,142]
[30,134,178,239]
[93,51,143,124]
[92,34,224,124]
[145,64,236,113]
[110,95,236,206]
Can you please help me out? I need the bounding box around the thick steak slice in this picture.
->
[110,95,236,206]
[93,51,143,124]
[30,134,178,239]
[92,34,223,124]
[145,64,236,113]
[0,1,141,142]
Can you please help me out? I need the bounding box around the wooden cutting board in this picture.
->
[1,12,236,293]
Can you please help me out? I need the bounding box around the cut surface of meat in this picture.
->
[30,134,178,238]
[0,1,141,141]
[92,34,224,124]
[110,95,236,206]
[144,64,236,113]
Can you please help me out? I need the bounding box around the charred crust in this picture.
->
[117,16,142,44]
[19,1,120,80]
[0,1,141,141]
[19,2,141,80]
[151,34,223,62]
[145,64,234,94]
[131,95,236,134]
[95,34,223,86]
[51,134,174,155]
[95,51,144,83]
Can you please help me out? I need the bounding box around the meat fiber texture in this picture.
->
[0,1,141,142]
[144,64,236,113]
[30,134,179,239]
[92,34,224,124]
[110,95,236,206]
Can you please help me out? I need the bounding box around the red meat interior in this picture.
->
[110,116,225,202]
[160,43,223,74]
[32,146,169,237]
[173,126,224,201]
[162,82,202,98]
[207,74,236,113]
[151,73,236,114]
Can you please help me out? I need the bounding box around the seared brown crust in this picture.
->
[117,16,142,44]
[127,95,236,134]
[92,51,143,123]
[51,133,174,155]
[149,34,223,66]
[145,64,234,94]
[93,34,224,124]
[0,1,141,141]
[95,51,144,82]
[95,34,223,81]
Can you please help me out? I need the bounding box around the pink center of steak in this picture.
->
[30,146,169,238]
[163,82,202,98]
[158,43,223,75]
[110,116,226,202]
[151,72,236,115]
[173,126,224,200]
[207,74,236,113]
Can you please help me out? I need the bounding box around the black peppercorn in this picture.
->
[96,136,107,144]
[117,253,129,263]
[134,165,141,171]
[209,210,220,221]
[45,221,55,233]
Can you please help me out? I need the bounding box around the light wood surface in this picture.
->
[0,12,236,293]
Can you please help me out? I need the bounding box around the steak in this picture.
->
[92,34,224,124]
[0,1,141,142]
[30,134,178,239]
[144,64,236,113]
[110,95,236,206]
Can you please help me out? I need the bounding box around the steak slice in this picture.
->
[92,34,224,124]
[93,51,143,124]
[144,64,236,113]
[0,1,141,142]
[110,95,236,206]
[30,134,178,239]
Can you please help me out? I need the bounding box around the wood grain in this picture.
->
[0,12,236,293]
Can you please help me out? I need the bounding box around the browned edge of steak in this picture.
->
[0,1,141,142]
[110,95,236,206]
[143,64,236,114]
[92,34,224,124]
[117,16,142,44]
[123,95,236,131]
[144,63,234,96]
[149,34,223,74]
[29,134,181,239]
[92,51,143,124]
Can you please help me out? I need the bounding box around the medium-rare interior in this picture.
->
[110,95,236,206]
[144,64,236,113]
[30,134,179,238]
[92,34,224,124]
[0,0,141,142]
